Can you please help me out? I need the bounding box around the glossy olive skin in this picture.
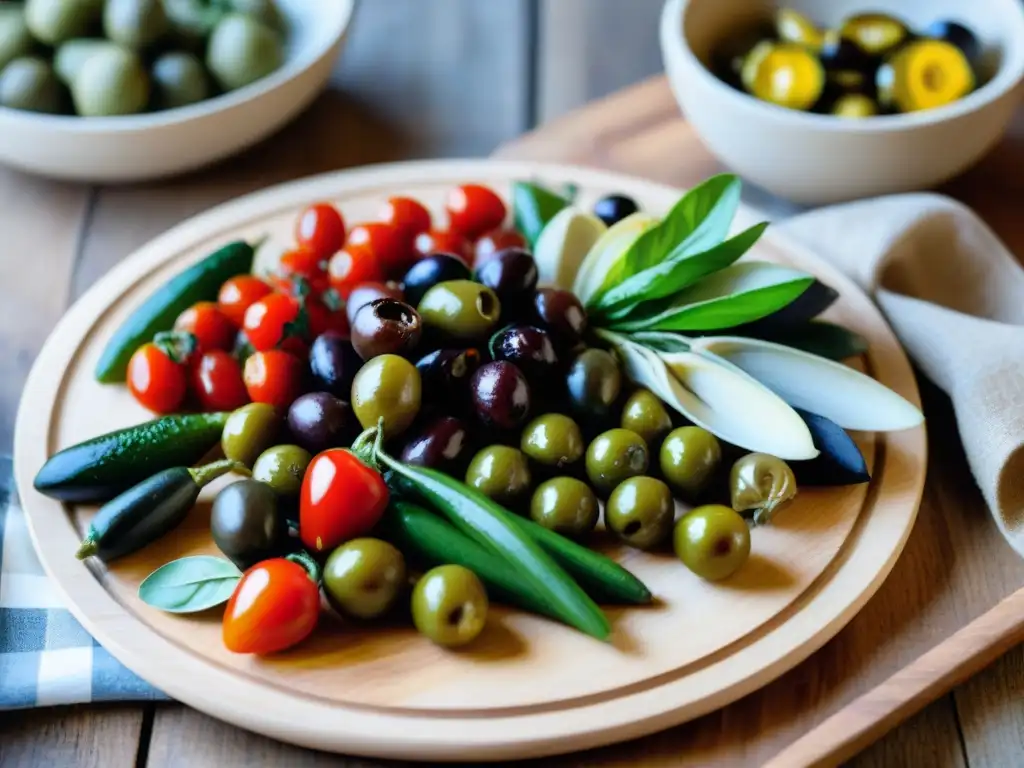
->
[465,445,532,507]
[72,46,149,116]
[412,564,488,647]
[520,414,584,470]
[151,51,210,110]
[221,402,282,467]
[593,194,639,227]
[470,361,531,431]
[674,505,751,581]
[206,12,282,92]
[530,477,599,538]
[660,427,722,499]
[399,416,472,476]
[490,325,559,386]
[351,354,422,439]
[532,288,587,347]
[402,254,470,308]
[345,281,404,324]
[586,428,649,496]
[25,0,102,46]
[927,20,980,62]
[606,476,674,550]
[104,0,168,49]
[0,56,65,114]
[621,389,672,447]
[323,538,406,619]
[473,248,538,314]
[287,392,355,454]
[417,280,502,342]
[415,348,481,411]
[350,298,422,360]
[0,9,35,72]
[309,332,362,400]
[252,444,312,497]
[566,349,622,422]
[211,479,287,569]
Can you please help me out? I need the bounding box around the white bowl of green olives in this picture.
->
[0,0,354,182]
[660,0,1024,204]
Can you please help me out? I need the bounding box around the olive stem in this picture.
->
[286,551,321,583]
[75,535,98,560]
[188,459,247,488]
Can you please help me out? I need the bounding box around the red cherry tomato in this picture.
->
[347,222,411,279]
[474,229,528,264]
[379,196,431,238]
[191,351,249,411]
[173,301,236,353]
[295,202,346,259]
[127,343,187,413]
[413,229,471,263]
[300,449,390,553]
[271,248,330,296]
[223,558,320,655]
[243,349,303,409]
[327,243,385,298]
[218,276,272,327]
[243,293,303,352]
[306,296,350,338]
[446,184,507,240]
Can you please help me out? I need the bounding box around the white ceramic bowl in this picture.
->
[660,0,1024,204]
[0,0,354,183]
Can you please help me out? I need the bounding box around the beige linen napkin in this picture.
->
[777,194,1024,558]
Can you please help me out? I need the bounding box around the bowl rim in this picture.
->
[662,0,1024,132]
[0,0,355,133]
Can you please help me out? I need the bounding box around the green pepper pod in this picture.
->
[76,459,244,562]
[94,240,256,383]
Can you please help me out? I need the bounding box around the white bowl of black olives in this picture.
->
[0,0,354,182]
[660,0,1024,204]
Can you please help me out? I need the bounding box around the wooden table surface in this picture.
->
[2,2,1023,766]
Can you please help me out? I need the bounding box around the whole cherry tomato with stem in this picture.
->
[347,222,411,279]
[295,202,346,259]
[127,341,188,413]
[218,275,272,327]
[191,350,249,411]
[328,243,384,298]
[300,448,389,553]
[379,196,431,239]
[173,301,237,353]
[243,349,303,409]
[306,295,350,338]
[271,248,330,296]
[474,229,527,264]
[243,292,306,354]
[413,229,471,264]
[446,184,507,240]
[223,555,321,655]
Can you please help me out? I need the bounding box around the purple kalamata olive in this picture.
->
[490,325,559,384]
[345,281,404,324]
[308,332,362,398]
[399,416,473,475]
[350,298,422,360]
[532,287,587,346]
[402,253,471,308]
[471,361,531,430]
[287,392,357,453]
[474,248,538,313]
[415,348,482,408]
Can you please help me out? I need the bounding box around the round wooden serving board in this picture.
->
[14,160,926,761]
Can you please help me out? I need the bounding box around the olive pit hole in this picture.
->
[375,300,416,325]
[623,521,642,536]
[922,64,945,92]
[447,605,465,626]
[713,537,732,556]
[476,291,498,320]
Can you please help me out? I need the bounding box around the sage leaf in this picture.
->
[138,555,242,614]
[513,181,570,248]
[610,261,815,332]
[574,213,658,306]
[759,320,869,361]
[533,206,607,289]
[689,335,923,431]
[595,221,769,317]
[790,409,870,486]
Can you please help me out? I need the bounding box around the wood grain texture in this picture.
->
[0,705,144,767]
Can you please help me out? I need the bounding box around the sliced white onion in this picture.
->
[532,207,607,290]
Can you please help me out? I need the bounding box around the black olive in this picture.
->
[308,332,362,398]
[593,194,639,227]
[350,298,422,360]
[926,20,980,63]
[471,361,531,430]
[402,253,471,308]
[532,288,588,346]
[490,325,559,385]
[211,480,289,570]
[415,348,482,411]
[287,392,357,454]
[399,415,473,475]
[473,248,538,315]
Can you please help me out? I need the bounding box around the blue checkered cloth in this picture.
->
[0,456,168,708]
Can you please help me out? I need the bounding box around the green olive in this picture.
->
[164,0,225,51]
[520,413,584,470]
[0,57,65,113]
[585,428,648,496]
[103,0,168,49]
[25,0,102,46]
[71,45,149,116]
[465,445,532,507]
[0,6,35,72]
[221,402,282,467]
[605,476,674,550]
[674,504,751,581]
[659,426,721,500]
[210,479,286,570]
[730,452,798,525]
[54,39,118,87]
[228,0,283,30]
[411,564,488,647]
[417,280,502,342]
[621,389,672,447]
[351,354,422,440]
[206,12,282,92]
[323,538,406,620]
[151,51,210,109]
[530,477,599,538]
[566,348,622,422]
[252,444,312,497]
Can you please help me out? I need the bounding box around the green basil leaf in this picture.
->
[138,555,242,614]
[513,181,570,248]
[758,320,869,361]
[594,221,768,315]
[610,262,815,332]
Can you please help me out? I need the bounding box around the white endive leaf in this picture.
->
[573,212,658,306]
[533,206,607,289]
[611,337,818,460]
[690,336,924,431]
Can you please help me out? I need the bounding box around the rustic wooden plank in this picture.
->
[0,705,144,768]
[955,645,1024,768]
[850,696,968,768]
